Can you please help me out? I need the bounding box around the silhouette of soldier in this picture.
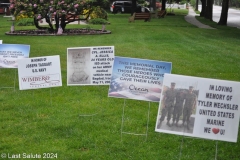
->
[70,52,89,84]
[157,82,177,128]
[172,90,185,127]
[182,86,197,130]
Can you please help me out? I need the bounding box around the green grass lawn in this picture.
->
[0,9,240,160]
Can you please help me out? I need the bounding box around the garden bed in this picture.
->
[5,28,111,36]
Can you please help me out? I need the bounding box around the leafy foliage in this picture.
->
[90,6,108,20]
[15,12,34,26]
[230,0,240,7]
[94,0,110,9]
[88,18,109,24]
[179,0,187,4]
[190,0,196,7]
[15,17,34,26]
[15,12,34,21]
[9,0,90,17]
[9,0,93,31]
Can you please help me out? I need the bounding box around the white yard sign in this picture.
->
[18,55,62,90]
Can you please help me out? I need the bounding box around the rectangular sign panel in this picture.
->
[18,55,62,90]
[67,46,114,85]
[155,74,240,142]
[0,44,30,68]
[108,56,172,102]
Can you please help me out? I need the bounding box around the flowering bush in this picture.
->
[16,12,34,21]
[9,0,93,32]
[90,6,107,20]
[83,6,107,21]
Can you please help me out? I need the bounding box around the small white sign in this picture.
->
[18,55,62,90]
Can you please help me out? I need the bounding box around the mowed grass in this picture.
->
[1,9,240,160]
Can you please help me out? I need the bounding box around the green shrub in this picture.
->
[190,0,196,7]
[88,18,109,25]
[16,18,34,26]
[180,1,187,5]
[90,6,108,20]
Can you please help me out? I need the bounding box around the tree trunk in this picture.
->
[45,15,54,32]
[54,14,59,32]
[200,0,206,17]
[218,0,229,25]
[205,0,213,21]
[131,0,137,15]
[150,0,156,10]
[33,17,49,30]
[195,0,198,11]
[161,0,166,10]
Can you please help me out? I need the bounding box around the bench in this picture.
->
[0,7,10,14]
[129,12,151,22]
[0,7,4,14]
[51,14,80,24]
[157,10,167,18]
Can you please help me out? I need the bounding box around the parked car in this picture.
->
[110,1,149,14]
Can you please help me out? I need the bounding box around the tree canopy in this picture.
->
[9,0,93,32]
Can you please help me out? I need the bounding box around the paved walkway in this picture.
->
[185,6,215,29]
[199,5,240,29]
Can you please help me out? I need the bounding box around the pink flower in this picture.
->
[33,4,37,8]
[50,1,53,4]
[62,10,65,13]
[40,0,43,3]
[37,14,41,19]
[61,1,65,4]
[53,12,56,15]
[9,4,14,9]
[74,4,79,8]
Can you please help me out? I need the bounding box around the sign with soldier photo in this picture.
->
[155,74,240,143]
[67,46,114,85]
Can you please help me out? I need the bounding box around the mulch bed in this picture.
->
[5,28,111,36]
